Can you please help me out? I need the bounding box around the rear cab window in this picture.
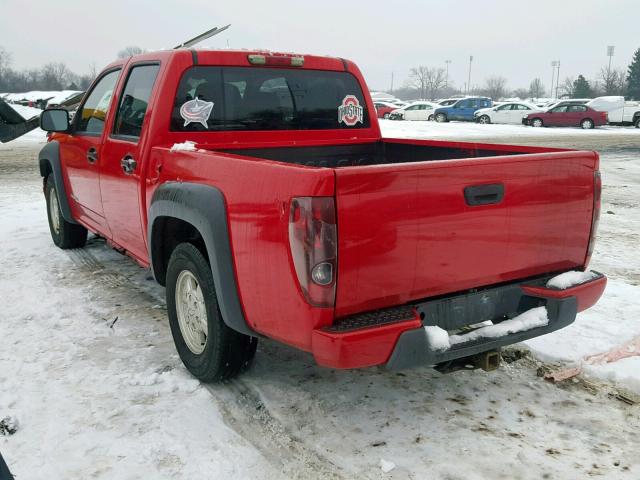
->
[170,66,370,131]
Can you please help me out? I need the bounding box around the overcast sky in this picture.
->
[1,0,638,93]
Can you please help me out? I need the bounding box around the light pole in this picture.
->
[445,60,451,89]
[555,60,561,98]
[467,56,473,95]
[550,61,558,98]
[606,46,615,93]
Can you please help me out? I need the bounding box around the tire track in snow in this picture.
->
[205,381,349,480]
[64,242,348,478]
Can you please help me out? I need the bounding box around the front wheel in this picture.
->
[166,243,257,382]
[45,174,87,249]
[383,112,390,119]
[435,113,447,123]
[531,118,544,128]
[580,118,594,129]
[635,117,640,128]
[427,114,434,121]
[478,115,491,124]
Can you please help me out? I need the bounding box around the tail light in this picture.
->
[585,170,601,267]
[288,197,337,307]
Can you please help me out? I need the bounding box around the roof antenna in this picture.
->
[174,24,231,49]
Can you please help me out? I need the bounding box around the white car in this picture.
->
[474,102,543,125]
[389,101,439,121]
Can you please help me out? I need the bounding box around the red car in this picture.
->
[35,49,605,381]
[523,104,608,129]
[374,101,399,119]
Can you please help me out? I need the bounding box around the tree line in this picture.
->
[397,47,640,101]
[0,45,145,94]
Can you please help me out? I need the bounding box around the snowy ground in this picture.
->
[1,124,639,479]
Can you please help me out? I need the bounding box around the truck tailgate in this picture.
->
[334,151,598,317]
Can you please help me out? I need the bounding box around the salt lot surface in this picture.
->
[0,121,638,479]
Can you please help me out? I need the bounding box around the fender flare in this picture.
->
[38,141,78,224]
[148,182,254,336]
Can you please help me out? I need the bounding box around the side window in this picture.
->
[552,105,568,113]
[406,105,419,111]
[456,100,469,108]
[481,100,490,107]
[575,105,587,112]
[497,104,511,111]
[113,64,160,139]
[76,70,120,134]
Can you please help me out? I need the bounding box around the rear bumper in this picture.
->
[311,271,606,370]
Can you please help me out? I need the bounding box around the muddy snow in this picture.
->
[1,123,639,479]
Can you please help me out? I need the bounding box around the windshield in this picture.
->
[171,66,370,131]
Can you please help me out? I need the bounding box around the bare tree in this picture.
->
[557,76,575,98]
[598,67,627,95]
[0,46,11,74]
[482,76,507,100]
[117,46,145,59]
[528,78,545,99]
[407,66,447,100]
[407,66,429,99]
[425,67,447,99]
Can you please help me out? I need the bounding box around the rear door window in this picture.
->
[170,66,370,131]
[113,64,160,139]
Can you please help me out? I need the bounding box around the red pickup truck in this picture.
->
[38,49,606,382]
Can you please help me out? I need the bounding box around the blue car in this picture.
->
[434,97,493,122]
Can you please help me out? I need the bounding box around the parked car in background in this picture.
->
[587,96,640,127]
[474,102,542,124]
[374,101,400,119]
[434,97,492,122]
[523,103,607,129]
[389,101,439,120]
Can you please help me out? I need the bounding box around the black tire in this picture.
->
[478,115,491,124]
[428,114,434,121]
[383,112,390,119]
[634,117,640,128]
[435,113,448,123]
[531,118,544,128]
[166,242,257,382]
[44,174,87,249]
[580,118,594,130]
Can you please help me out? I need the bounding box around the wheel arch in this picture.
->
[148,182,255,336]
[38,140,77,224]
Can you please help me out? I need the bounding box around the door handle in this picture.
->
[87,147,98,164]
[464,183,504,206]
[120,155,137,174]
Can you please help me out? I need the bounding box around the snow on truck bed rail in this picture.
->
[170,141,198,152]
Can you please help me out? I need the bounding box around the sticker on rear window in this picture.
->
[180,98,214,128]
[338,95,363,126]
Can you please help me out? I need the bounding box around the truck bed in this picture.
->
[217,138,564,168]
[211,138,598,318]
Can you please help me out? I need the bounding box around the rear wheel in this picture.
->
[580,118,594,129]
[531,118,544,128]
[166,243,257,382]
[45,174,87,249]
[634,117,640,128]
[383,112,390,119]
[478,115,491,124]
[435,113,448,123]
[428,114,434,121]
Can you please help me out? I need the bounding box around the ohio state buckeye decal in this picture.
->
[338,95,363,126]
[180,98,214,128]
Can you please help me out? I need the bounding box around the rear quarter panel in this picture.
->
[149,148,335,351]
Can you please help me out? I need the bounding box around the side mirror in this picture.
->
[40,109,70,132]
